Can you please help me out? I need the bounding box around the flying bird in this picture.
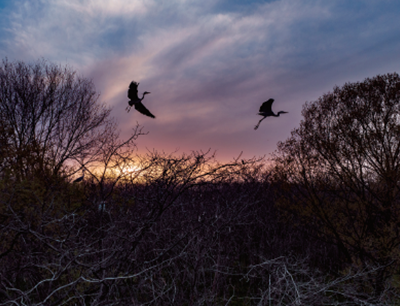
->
[254,98,288,130]
[126,81,155,118]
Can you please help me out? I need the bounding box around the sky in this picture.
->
[0,0,399,162]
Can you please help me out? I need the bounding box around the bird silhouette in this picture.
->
[126,81,155,118]
[73,170,85,183]
[254,99,288,130]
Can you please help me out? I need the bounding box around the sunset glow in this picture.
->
[0,0,399,161]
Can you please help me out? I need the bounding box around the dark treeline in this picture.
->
[0,59,399,305]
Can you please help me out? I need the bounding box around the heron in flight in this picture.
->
[254,99,288,130]
[126,81,155,118]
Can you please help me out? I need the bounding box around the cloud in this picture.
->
[58,0,156,17]
[1,0,400,160]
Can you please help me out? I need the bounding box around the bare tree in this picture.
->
[271,72,400,299]
[1,146,397,304]
[0,58,112,179]
[0,150,250,305]
[3,59,398,304]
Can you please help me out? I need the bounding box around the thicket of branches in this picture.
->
[0,60,399,305]
[272,72,400,303]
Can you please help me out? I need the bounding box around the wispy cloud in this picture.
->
[1,0,400,160]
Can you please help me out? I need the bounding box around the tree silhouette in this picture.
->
[0,59,113,179]
[1,59,399,304]
[272,72,400,300]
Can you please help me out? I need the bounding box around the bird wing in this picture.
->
[259,99,274,113]
[135,102,156,118]
[73,176,83,183]
[128,81,139,100]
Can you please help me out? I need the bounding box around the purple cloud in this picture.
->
[1,0,400,161]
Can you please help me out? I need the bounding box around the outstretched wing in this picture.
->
[259,99,274,113]
[135,102,156,118]
[128,81,139,100]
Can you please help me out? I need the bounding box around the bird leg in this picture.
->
[254,117,266,130]
[125,105,132,113]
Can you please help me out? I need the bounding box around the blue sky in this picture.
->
[0,0,399,161]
